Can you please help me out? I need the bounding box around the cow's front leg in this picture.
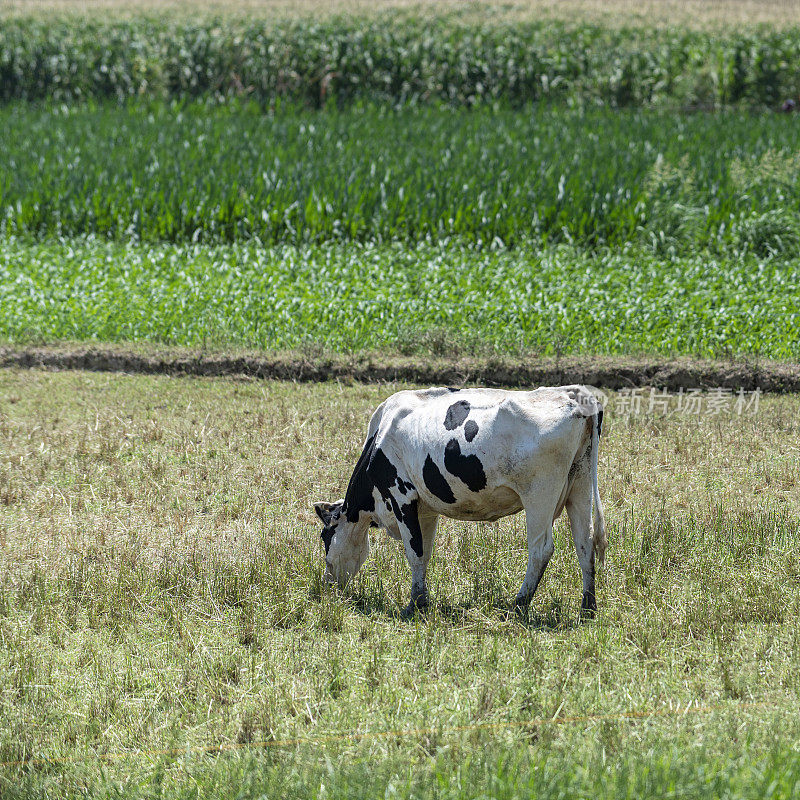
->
[514,504,555,613]
[396,501,438,617]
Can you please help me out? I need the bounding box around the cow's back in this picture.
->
[374,387,591,521]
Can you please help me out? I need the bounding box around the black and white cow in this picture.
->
[314,385,606,616]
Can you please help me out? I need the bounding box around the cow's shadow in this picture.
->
[433,598,586,631]
[344,591,585,631]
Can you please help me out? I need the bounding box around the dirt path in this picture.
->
[2,344,799,392]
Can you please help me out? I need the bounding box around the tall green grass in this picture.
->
[2,238,798,358]
[2,103,800,249]
[2,17,800,108]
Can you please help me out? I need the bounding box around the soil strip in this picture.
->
[2,345,799,393]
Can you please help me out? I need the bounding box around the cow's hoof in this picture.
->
[401,603,425,619]
[580,592,597,620]
[401,594,428,619]
[508,598,529,621]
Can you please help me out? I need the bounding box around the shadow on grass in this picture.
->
[343,589,585,631]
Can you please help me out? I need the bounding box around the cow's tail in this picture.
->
[591,402,607,567]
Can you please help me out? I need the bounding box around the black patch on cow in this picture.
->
[423,454,456,504]
[569,443,590,483]
[343,434,378,522]
[444,438,487,492]
[464,420,479,442]
[396,476,415,495]
[367,446,404,520]
[446,386,461,393]
[321,528,334,555]
[343,433,418,534]
[597,407,603,438]
[444,400,471,430]
[400,499,424,557]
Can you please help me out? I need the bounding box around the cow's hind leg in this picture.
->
[397,503,438,617]
[566,455,596,617]
[514,502,555,612]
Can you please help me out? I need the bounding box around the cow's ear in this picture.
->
[314,501,337,525]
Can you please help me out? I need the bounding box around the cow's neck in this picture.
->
[342,434,378,523]
[342,513,371,550]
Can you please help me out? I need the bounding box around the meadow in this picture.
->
[0,370,799,798]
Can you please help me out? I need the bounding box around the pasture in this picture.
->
[1,370,799,797]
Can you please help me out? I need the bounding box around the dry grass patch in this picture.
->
[0,369,799,796]
[3,0,799,29]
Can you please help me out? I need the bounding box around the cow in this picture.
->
[313,385,606,617]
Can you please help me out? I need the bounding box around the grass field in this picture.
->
[0,370,799,797]
[2,237,800,360]
[4,0,800,29]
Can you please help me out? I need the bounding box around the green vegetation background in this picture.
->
[3,17,800,108]
[2,103,799,358]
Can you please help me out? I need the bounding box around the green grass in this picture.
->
[2,17,800,108]
[0,371,799,798]
[3,103,800,248]
[5,744,800,799]
[2,238,800,359]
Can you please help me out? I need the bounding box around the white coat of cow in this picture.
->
[314,385,606,616]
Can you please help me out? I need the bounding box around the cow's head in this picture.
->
[313,499,370,587]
